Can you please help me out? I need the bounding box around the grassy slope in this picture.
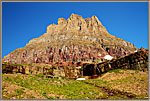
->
[2,74,107,99]
[86,69,148,99]
[2,69,148,99]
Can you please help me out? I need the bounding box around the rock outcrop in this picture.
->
[3,13,136,64]
[2,48,148,79]
[2,63,83,79]
[83,48,148,76]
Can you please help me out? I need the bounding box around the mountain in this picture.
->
[3,13,137,64]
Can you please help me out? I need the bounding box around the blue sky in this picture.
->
[2,2,148,58]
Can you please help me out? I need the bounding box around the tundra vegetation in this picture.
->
[2,69,148,99]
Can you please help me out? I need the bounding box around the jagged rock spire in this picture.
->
[46,13,107,34]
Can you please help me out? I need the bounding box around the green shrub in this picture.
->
[15,89,25,95]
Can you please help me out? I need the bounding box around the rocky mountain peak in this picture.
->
[3,14,137,64]
[91,15,102,25]
[47,13,107,34]
[66,14,104,32]
[68,13,83,20]
[58,18,67,25]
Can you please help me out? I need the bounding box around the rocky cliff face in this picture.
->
[83,48,148,76]
[2,48,148,79]
[3,13,137,64]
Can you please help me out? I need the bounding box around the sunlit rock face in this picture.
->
[3,13,137,64]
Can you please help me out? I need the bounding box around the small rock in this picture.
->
[109,92,113,96]
[89,92,93,95]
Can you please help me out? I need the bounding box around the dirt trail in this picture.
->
[82,81,137,99]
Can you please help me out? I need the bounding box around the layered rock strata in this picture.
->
[2,49,148,79]
[3,13,136,64]
[2,63,83,79]
[83,48,148,76]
